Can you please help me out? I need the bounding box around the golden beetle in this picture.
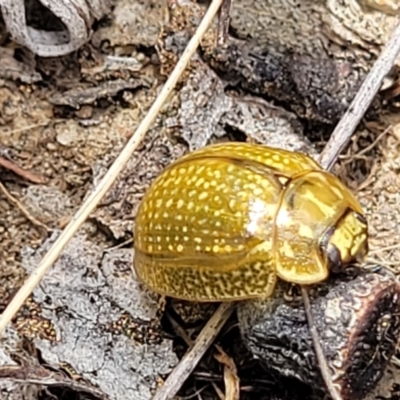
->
[133,142,368,301]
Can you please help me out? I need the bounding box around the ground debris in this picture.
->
[0,48,41,84]
[167,0,399,124]
[0,326,40,400]
[173,58,307,151]
[18,234,178,400]
[92,0,167,48]
[49,78,149,109]
[238,268,400,400]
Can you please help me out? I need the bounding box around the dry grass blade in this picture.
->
[303,18,400,400]
[319,19,400,170]
[0,0,226,336]
[151,302,236,400]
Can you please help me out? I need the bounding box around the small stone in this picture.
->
[75,105,93,119]
[56,127,79,146]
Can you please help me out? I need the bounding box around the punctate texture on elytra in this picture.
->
[134,142,368,301]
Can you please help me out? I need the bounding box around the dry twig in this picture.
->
[319,20,400,170]
[339,125,392,165]
[165,311,194,346]
[301,288,342,400]
[0,181,51,233]
[217,0,231,46]
[152,302,236,400]
[0,363,107,399]
[0,0,226,334]
[302,19,400,400]
[0,156,48,184]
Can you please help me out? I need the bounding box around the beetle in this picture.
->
[133,142,368,301]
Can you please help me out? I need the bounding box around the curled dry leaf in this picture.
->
[214,345,240,400]
[0,0,113,57]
